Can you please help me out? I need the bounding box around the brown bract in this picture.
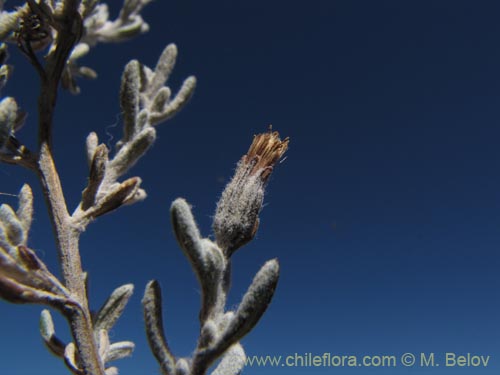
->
[244,129,289,182]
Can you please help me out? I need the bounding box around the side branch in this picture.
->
[38,2,82,147]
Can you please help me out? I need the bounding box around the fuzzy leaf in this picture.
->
[40,309,66,357]
[198,239,225,320]
[79,66,98,80]
[0,244,27,277]
[81,0,100,18]
[97,329,110,359]
[106,341,135,363]
[135,110,149,133]
[175,359,189,375]
[142,280,176,375]
[122,187,147,206]
[105,367,119,375]
[110,127,156,178]
[114,17,147,40]
[82,144,108,210]
[16,184,33,234]
[64,343,84,375]
[0,204,24,246]
[0,11,19,42]
[0,226,12,253]
[139,64,152,93]
[150,87,171,113]
[170,199,226,321]
[0,274,31,303]
[193,259,279,371]
[0,245,72,308]
[70,43,90,60]
[120,60,141,143]
[94,284,134,333]
[149,44,177,96]
[17,244,42,270]
[0,64,12,92]
[0,273,76,311]
[40,309,56,338]
[210,344,246,375]
[90,177,142,218]
[219,259,279,346]
[86,132,99,166]
[121,0,152,19]
[198,319,218,349]
[0,97,18,147]
[150,76,196,125]
[170,198,202,249]
[61,70,80,95]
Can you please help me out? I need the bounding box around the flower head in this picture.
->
[213,128,289,256]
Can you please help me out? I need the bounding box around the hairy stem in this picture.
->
[37,144,105,375]
[34,2,104,374]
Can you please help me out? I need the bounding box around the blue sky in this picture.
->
[2,0,500,374]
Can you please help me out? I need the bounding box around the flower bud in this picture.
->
[213,128,288,256]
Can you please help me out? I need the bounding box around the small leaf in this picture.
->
[135,110,149,133]
[0,226,13,254]
[114,17,147,40]
[0,274,31,303]
[122,187,147,206]
[94,284,134,333]
[82,144,108,210]
[150,76,196,125]
[40,309,55,338]
[90,177,142,218]
[175,359,189,375]
[170,198,202,252]
[81,0,100,18]
[0,96,17,136]
[120,0,152,20]
[105,367,119,375]
[139,64,153,93]
[79,66,98,80]
[64,343,84,375]
[0,64,12,91]
[210,344,246,375]
[69,43,90,60]
[110,127,156,178]
[97,329,110,360]
[0,203,24,246]
[0,11,20,41]
[86,132,99,166]
[219,259,279,346]
[170,199,226,321]
[40,309,66,357]
[0,273,76,311]
[150,87,171,113]
[142,281,176,375]
[149,44,177,96]
[17,245,42,270]
[120,60,141,144]
[198,319,218,349]
[106,341,135,363]
[61,69,80,95]
[16,184,33,233]
[192,260,279,371]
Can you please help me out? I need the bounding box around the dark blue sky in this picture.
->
[2,1,500,374]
